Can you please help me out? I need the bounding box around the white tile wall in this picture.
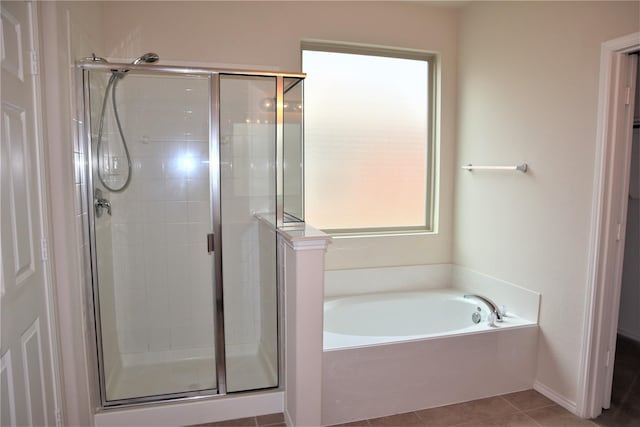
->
[103,74,214,360]
[222,123,275,354]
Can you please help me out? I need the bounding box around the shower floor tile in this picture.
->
[107,352,276,401]
[226,353,276,392]
[109,357,217,400]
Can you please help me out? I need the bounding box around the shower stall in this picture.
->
[78,56,304,406]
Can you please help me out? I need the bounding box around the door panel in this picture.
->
[1,1,56,425]
[86,71,217,404]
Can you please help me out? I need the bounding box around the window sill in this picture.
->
[324,229,437,239]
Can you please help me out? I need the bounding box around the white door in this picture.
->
[1,1,58,426]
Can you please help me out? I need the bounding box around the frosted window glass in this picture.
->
[303,50,429,231]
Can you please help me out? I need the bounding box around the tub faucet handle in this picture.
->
[464,294,503,322]
[488,312,497,327]
[499,305,508,317]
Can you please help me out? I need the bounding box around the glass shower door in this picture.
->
[84,64,303,406]
[87,70,217,403]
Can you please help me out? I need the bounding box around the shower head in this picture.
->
[83,53,109,63]
[110,53,160,79]
[131,53,160,65]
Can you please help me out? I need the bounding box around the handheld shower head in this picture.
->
[110,52,160,79]
[132,53,160,65]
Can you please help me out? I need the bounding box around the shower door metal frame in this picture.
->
[77,61,304,408]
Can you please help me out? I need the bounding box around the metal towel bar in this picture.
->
[462,163,528,173]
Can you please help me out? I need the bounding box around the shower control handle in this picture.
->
[94,189,112,217]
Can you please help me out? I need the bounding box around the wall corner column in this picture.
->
[279,225,331,427]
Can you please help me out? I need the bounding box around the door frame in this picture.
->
[578,31,640,419]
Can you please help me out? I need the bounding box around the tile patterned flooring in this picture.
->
[328,390,595,427]
[189,390,595,426]
[189,412,285,427]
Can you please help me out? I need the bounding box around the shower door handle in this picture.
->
[207,233,215,253]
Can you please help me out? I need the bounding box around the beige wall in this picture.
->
[100,0,460,270]
[455,1,639,406]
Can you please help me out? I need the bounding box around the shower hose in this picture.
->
[96,71,132,193]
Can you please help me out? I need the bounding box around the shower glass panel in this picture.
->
[87,69,216,403]
[283,78,304,223]
[219,75,279,392]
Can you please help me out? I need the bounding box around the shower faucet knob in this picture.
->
[94,189,112,217]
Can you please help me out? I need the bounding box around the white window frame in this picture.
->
[301,41,439,236]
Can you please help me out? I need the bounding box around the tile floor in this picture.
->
[328,390,596,427]
[188,412,285,427]
[189,390,597,426]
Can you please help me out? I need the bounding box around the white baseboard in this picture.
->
[284,409,294,427]
[534,380,577,414]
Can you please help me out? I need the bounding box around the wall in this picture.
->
[455,0,640,408]
[39,1,106,425]
[99,0,459,270]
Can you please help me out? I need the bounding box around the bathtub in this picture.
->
[324,289,534,350]
[322,284,539,426]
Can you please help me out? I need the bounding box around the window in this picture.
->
[302,42,436,234]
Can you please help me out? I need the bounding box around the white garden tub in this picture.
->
[324,289,533,350]
[322,285,539,426]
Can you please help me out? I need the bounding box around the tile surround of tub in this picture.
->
[451,265,541,323]
[324,264,540,323]
[324,264,453,297]
[322,324,538,425]
[321,263,541,425]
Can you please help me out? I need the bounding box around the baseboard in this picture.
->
[533,380,578,414]
[284,409,294,427]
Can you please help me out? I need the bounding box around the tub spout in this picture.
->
[464,294,503,322]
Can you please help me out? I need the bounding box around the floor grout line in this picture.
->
[498,394,522,412]
[521,410,545,427]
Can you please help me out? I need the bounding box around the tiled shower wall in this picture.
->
[220,122,275,357]
[102,74,215,361]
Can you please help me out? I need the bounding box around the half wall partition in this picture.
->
[78,60,304,406]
